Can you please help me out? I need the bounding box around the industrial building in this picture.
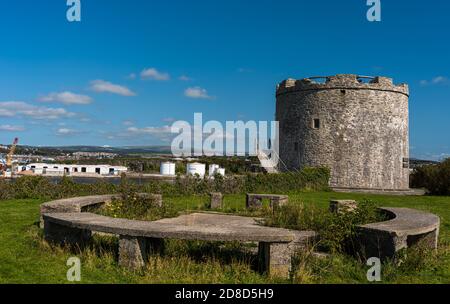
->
[19,163,128,176]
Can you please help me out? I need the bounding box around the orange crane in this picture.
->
[1,137,19,178]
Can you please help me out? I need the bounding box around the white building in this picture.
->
[160,162,176,176]
[186,163,206,178]
[21,163,128,176]
[72,152,118,159]
[208,164,226,177]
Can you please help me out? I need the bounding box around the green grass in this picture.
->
[1,192,450,284]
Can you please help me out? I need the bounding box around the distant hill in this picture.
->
[410,158,440,169]
[45,145,173,155]
[0,144,172,156]
[1,143,445,163]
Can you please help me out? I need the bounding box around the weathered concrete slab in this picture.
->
[358,207,440,259]
[40,194,117,214]
[43,212,316,243]
[40,194,163,227]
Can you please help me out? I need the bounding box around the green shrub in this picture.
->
[263,200,385,253]
[0,167,330,200]
[0,175,115,200]
[100,179,178,221]
[410,158,450,195]
[243,167,330,194]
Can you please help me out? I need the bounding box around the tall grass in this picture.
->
[100,179,178,221]
[263,200,386,253]
[411,158,450,195]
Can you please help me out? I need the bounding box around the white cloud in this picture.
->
[0,101,76,120]
[127,73,137,80]
[114,125,174,142]
[56,128,79,136]
[162,117,176,123]
[40,91,93,105]
[140,68,170,81]
[179,75,191,81]
[420,76,449,86]
[184,87,214,100]
[0,125,25,132]
[126,126,172,135]
[79,117,91,123]
[122,120,134,126]
[90,80,136,96]
[432,76,448,84]
[0,108,15,117]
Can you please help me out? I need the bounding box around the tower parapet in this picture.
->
[276,74,409,96]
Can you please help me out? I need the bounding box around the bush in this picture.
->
[0,167,330,200]
[263,200,385,253]
[98,176,178,221]
[156,167,330,196]
[410,158,450,195]
[0,175,115,200]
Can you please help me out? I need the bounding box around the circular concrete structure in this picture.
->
[276,74,410,190]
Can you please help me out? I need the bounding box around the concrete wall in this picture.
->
[276,74,409,190]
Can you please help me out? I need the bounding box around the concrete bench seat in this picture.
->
[40,195,119,214]
[40,194,163,214]
[42,210,316,277]
[39,194,162,227]
[246,193,289,209]
[43,212,311,243]
[357,207,440,259]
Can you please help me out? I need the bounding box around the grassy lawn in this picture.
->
[1,192,449,284]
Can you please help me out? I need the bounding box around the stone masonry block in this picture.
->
[330,200,358,214]
[118,235,148,270]
[209,192,223,209]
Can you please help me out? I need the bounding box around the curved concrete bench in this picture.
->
[40,194,162,226]
[357,207,440,259]
[40,194,163,214]
[41,196,316,278]
[40,195,119,214]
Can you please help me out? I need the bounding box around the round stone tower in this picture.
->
[276,74,409,190]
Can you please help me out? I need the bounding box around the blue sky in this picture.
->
[0,0,449,160]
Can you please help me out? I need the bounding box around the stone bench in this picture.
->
[40,194,162,226]
[40,194,119,214]
[357,207,440,259]
[41,203,316,277]
[246,194,288,209]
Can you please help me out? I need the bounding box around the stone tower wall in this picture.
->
[276,74,409,190]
